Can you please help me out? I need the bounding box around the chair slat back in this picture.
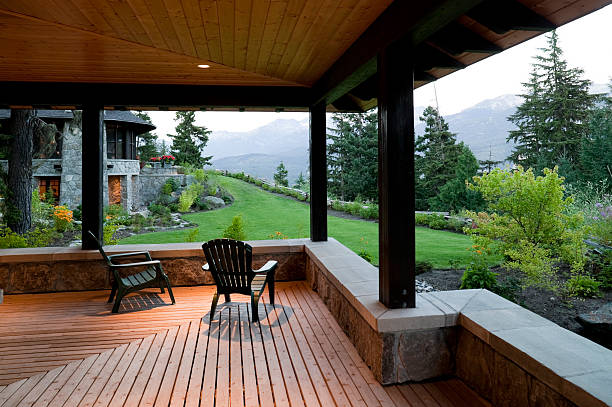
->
[87,230,113,266]
[202,238,253,291]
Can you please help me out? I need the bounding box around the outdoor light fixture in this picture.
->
[197,64,210,69]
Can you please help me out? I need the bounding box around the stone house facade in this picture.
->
[0,110,183,211]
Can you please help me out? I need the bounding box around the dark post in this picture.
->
[309,102,327,241]
[378,37,416,308]
[81,105,104,249]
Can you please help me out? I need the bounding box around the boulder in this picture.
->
[577,302,612,337]
[204,196,225,209]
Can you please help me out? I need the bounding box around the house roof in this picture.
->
[0,110,155,133]
[0,0,609,111]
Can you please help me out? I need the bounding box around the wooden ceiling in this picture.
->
[0,0,609,111]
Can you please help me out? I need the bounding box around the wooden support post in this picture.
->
[81,106,104,250]
[309,102,327,241]
[378,38,416,308]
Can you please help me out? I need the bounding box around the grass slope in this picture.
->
[120,175,482,268]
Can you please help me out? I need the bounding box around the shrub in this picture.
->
[588,250,612,290]
[415,260,433,275]
[178,191,195,212]
[53,205,73,232]
[415,213,429,226]
[565,274,602,298]
[73,204,82,222]
[186,228,199,242]
[103,222,119,245]
[466,166,587,289]
[168,203,179,212]
[359,204,378,220]
[148,203,171,217]
[192,169,208,184]
[590,203,612,246]
[446,217,466,232]
[426,214,447,230]
[161,182,173,196]
[0,227,54,248]
[222,215,246,240]
[460,241,498,290]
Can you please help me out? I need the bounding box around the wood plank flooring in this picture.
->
[0,282,489,406]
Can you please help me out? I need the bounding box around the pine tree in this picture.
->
[429,143,484,212]
[133,111,158,162]
[327,112,378,201]
[479,145,503,174]
[170,111,212,167]
[507,30,595,174]
[293,172,307,190]
[580,84,612,189]
[414,106,461,210]
[274,161,289,186]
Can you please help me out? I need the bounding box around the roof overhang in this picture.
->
[0,0,609,112]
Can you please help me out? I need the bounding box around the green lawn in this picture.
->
[120,175,491,269]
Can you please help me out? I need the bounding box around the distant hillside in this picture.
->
[210,84,609,176]
[212,149,308,183]
[415,94,521,161]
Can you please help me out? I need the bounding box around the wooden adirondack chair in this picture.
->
[201,238,277,323]
[88,231,175,313]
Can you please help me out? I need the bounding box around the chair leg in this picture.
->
[108,285,117,303]
[210,292,219,322]
[165,277,176,304]
[224,294,231,302]
[268,278,275,305]
[112,289,124,313]
[251,293,259,323]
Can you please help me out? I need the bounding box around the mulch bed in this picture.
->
[419,267,612,349]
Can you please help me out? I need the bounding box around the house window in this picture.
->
[106,124,136,160]
[38,177,60,204]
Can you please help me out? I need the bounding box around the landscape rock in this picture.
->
[204,196,225,209]
[577,302,612,336]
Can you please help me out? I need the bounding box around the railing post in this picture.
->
[309,102,327,242]
[378,37,416,308]
[81,105,104,249]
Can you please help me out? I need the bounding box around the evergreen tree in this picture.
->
[327,111,378,201]
[429,143,484,212]
[170,111,212,167]
[133,111,158,162]
[274,161,289,186]
[414,106,461,210]
[479,145,502,174]
[580,84,612,190]
[507,30,595,175]
[293,172,307,190]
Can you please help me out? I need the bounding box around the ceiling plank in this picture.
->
[244,0,270,73]
[0,82,313,109]
[218,0,236,66]
[181,0,210,60]
[312,0,486,105]
[234,0,253,70]
[201,0,222,62]
[466,0,556,34]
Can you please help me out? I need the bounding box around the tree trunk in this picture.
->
[7,110,35,234]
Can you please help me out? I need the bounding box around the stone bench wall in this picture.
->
[0,240,306,294]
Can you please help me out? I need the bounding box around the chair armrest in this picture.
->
[111,260,160,269]
[202,263,210,271]
[108,251,152,261]
[254,260,278,274]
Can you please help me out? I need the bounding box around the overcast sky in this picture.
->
[148,4,612,140]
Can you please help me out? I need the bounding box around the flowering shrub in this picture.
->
[460,241,498,290]
[268,231,288,240]
[53,205,73,232]
[161,155,175,163]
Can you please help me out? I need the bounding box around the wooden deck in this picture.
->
[0,282,489,407]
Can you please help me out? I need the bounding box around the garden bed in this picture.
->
[419,266,612,350]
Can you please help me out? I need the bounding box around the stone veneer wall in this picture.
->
[60,116,83,207]
[0,242,305,294]
[456,329,580,407]
[305,255,456,384]
[137,174,186,207]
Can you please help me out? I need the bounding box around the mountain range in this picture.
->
[210,84,609,182]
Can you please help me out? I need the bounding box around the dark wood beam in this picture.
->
[331,94,365,113]
[312,0,485,105]
[414,71,438,82]
[467,0,555,34]
[378,37,416,309]
[428,22,502,55]
[309,102,328,242]
[81,106,104,250]
[0,82,312,109]
[415,44,466,72]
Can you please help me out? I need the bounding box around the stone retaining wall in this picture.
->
[0,241,306,294]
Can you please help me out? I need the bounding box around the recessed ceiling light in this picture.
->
[197,64,210,69]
